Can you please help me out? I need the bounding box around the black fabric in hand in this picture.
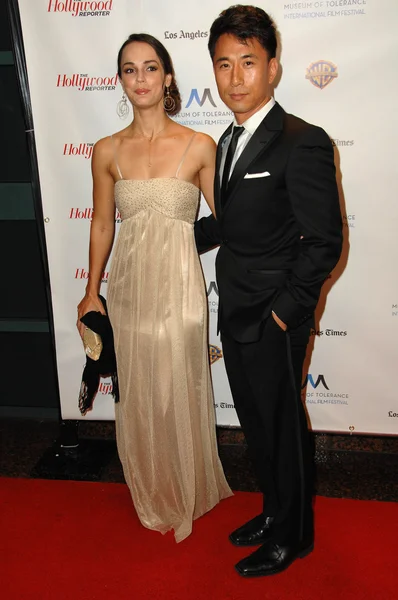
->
[78,295,119,416]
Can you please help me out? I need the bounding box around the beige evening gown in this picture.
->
[107,135,232,542]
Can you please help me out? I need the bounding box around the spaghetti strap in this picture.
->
[175,133,197,179]
[111,134,123,180]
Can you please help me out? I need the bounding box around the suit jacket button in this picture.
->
[223,239,229,245]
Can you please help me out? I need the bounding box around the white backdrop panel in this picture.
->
[17,0,398,434]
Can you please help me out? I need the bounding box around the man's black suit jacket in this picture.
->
[195,102,343,343]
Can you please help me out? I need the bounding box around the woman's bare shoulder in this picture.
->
[172,123,215,143]
[192,131,217,149]
[189,132,217,166]
[93,135,112,158]
[94,126,131,154]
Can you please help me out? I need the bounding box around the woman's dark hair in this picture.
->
[208,5,277,61]
[117,33,181,116]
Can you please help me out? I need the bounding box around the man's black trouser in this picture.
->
[221,315,314,545]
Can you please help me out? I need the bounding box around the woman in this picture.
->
[77,33,232,542]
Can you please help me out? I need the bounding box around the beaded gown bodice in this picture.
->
[114,177,200,225]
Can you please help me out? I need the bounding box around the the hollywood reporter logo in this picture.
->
[48,0,113,17]
[75,268,108,283]
[99,382,113,395]
[70,207,94,220]
[64,143,93,160]
[69,207,121,221]
[56,73,118,92]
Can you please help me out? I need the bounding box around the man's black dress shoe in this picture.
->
[235,538,314,577]
[229,514,274,547]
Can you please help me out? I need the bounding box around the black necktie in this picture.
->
[221,126,244,206]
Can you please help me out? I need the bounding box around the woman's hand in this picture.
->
[76,292,106,339]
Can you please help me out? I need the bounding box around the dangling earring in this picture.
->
[116,92,129,119]
[163,87,176,112]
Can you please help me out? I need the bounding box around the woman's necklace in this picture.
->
[140,124,168,168]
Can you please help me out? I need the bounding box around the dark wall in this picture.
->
[0,2,59,418]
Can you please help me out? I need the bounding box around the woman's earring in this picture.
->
[116,92,129,119]
[163,87,176,112]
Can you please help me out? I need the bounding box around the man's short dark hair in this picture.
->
[208,5,277,61]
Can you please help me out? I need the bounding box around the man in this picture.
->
[195,5,342,577]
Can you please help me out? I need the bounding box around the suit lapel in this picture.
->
[222,103,284,214]
[215,124,233,217]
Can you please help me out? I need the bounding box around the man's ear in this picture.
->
[268,58,279,85]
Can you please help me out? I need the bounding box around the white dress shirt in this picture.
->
[220,97,276,181]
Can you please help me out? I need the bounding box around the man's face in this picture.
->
[213,34,278,124]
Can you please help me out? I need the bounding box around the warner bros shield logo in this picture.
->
[209,345,223,365]
[306,60,338,90]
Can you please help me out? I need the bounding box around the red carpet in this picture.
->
[1,478,397,600]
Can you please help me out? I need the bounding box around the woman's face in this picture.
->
[119,41,172,111]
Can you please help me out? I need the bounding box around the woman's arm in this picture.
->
[193,133,222,253]
[197,133,216,216]
[77,137,116,337]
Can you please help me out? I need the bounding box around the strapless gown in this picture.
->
[107,177,232,542]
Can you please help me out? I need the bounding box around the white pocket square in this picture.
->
[244,171,271,179]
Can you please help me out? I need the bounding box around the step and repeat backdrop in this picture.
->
[17,1,398,433]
